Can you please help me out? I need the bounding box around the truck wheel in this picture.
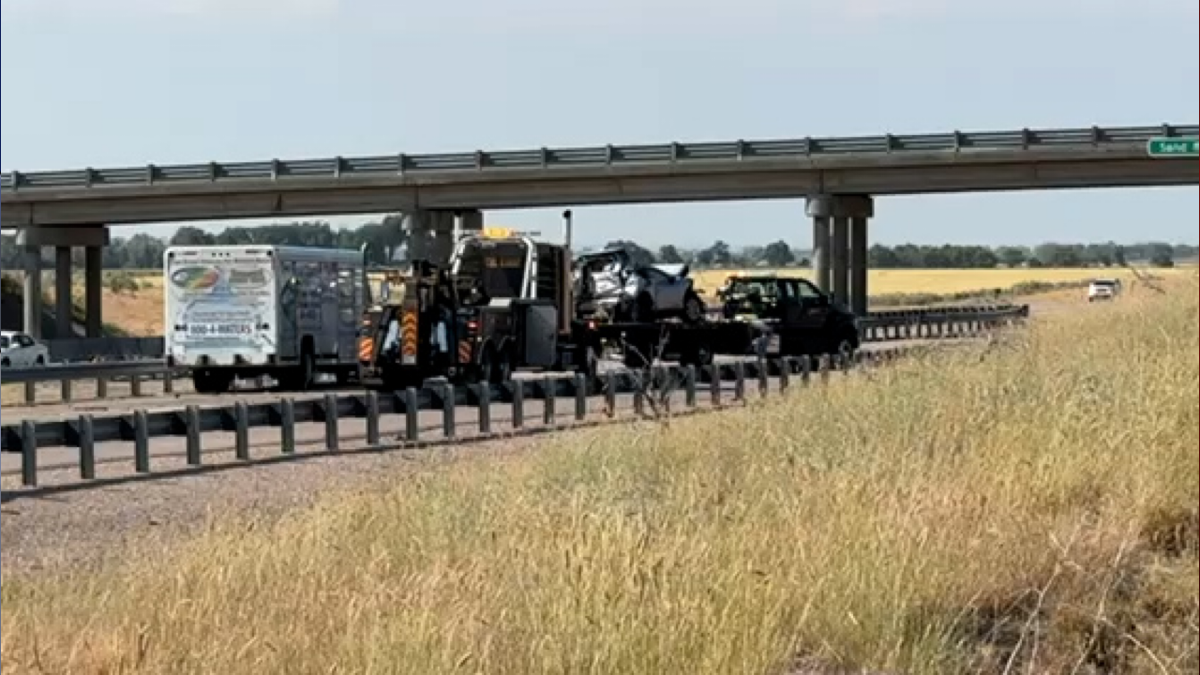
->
[681,291,705,324]
[622,336,653,370]
[577,345,601,392]
[489,347,513,385]
[832,337,857,367]
[297,351,316,390]
[193,369,232,394]
[282,351,316,391]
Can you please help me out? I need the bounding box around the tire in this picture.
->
[831,336,857,367]
[1,358,10,368]
[193,369,232,394]
[679,341,714,369]
[489,346,513,385]
[681,291,705,324]
[282,350,316,391]
[34,355,45,367]
[622,336,652,370]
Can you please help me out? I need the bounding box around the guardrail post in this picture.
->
[20,420,37,487]
[323,394,339,452]
[365,391,381,446]
[96,377,108,399]
[404,388,420,442]
[442,383,456,438]
[279,398,296,454]
[574,373,588,421]
[512,382,525,428]
[134,410,150,474]
[757,360,769,396]
[799,356,812,385]
[604,371,617,418]
[61,379,72,404]
[131,374,142,398]
[234,402,250,461]
[185,405,202,466]
[633,379,645,416]
[778,359,790,392]
[733,361,746,401]
[78,414,95,480]
[543,376,556,426]
[709,365,721,406]
[477,384,491,434]
[819,356,831,384]
[163,370,174,394]
[24,381,35,405]
[684,365,697,408]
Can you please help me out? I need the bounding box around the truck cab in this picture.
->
[360,226,597,390]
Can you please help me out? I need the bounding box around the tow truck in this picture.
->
[358,212,862,391]
[358,215,604,389]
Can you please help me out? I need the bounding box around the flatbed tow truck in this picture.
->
[358,212,861,390]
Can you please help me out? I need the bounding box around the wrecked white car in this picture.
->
[573,249,706,323]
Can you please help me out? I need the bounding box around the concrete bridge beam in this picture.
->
[14,225,109,339]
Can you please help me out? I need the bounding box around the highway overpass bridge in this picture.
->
[2,122,1196,340]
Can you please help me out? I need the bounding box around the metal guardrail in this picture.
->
[44,337,165,362]
[2,346,925,489]
[2,125,1195,191]
[1,360,169,385]
[0,305,1028,401]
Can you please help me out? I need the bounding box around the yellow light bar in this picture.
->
[479,226,542,239]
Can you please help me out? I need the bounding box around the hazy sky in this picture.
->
[2,0,1197,249]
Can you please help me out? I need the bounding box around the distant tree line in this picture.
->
[0,219,1194,271]
[602,239,1196,270]
[0,219,407,271]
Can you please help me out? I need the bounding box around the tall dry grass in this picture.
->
[2,282,1197,674]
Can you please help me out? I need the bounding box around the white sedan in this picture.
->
[1087,278,1122,302]
[0,331,50,368]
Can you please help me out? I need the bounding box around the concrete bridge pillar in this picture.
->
[406,209,483,266]
[21,243,42,339]
[85,245,104,338]
[16,226,109,339]
[55,246,73,339]
[805,195,874,315]
[805,196,833,293]
[831,215,850,305]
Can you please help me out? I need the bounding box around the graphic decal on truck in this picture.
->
[166,256,276,357]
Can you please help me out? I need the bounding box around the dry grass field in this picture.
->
[690,266,1193,297]
[2,279,1195,673]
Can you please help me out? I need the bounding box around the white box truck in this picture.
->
[164,244,367,393]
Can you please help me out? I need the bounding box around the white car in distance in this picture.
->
[0,330,50,368]
[1087,278,1121,302]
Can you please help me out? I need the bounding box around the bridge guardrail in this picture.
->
[0,305,1027,406]
[44,337,165,363]
[1,344,940,491]
[2,124,1195,191]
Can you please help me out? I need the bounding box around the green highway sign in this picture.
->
[1146,137,1199,158]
